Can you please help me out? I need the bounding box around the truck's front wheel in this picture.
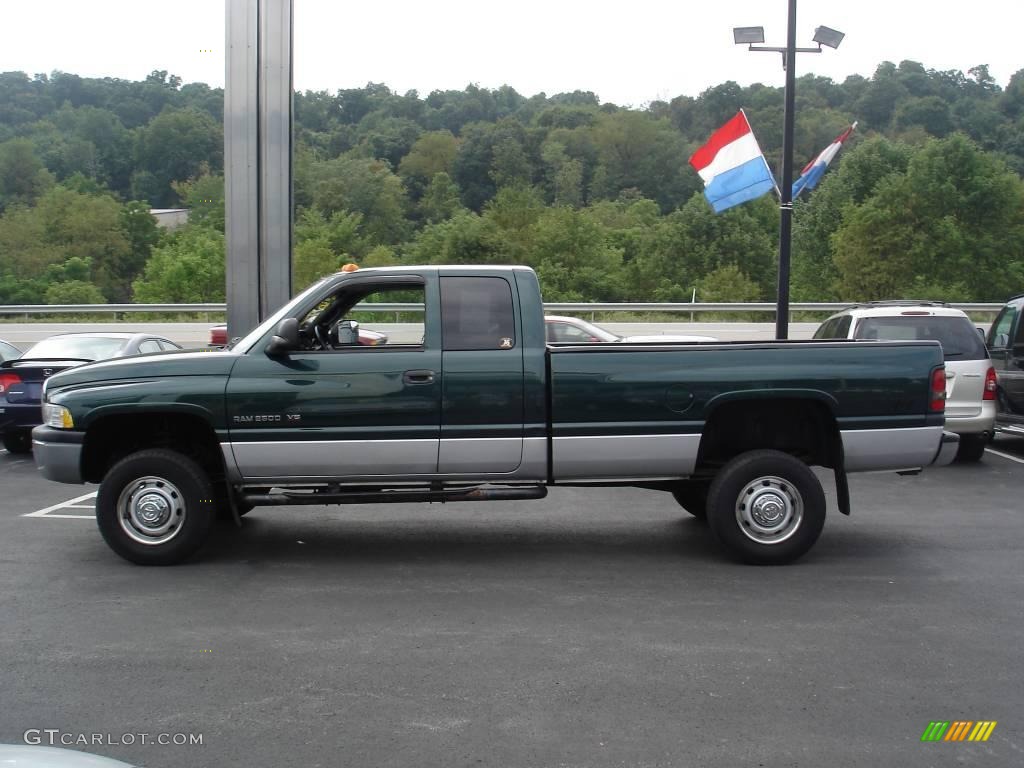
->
[96,449,216,565]
[706,450,825,565]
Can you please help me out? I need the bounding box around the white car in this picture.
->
[813,301,996,462]
[545,315,716,344]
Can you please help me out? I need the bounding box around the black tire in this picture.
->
[706,450,826,565]
[954,434,986,463]
[96,449,216,565]
[671,483,709,520]
[2,430,32,455]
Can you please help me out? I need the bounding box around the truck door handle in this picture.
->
[403,369,435,384]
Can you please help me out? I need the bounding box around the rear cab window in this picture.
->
[854,315,988,361]
[440,276,516,351]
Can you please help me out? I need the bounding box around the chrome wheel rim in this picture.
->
[735,475,802,545]
[117,476,186,546]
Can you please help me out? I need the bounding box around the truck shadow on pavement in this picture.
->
[199,514,728,566]
[191,513,902,567]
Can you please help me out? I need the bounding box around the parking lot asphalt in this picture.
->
[1,440,1022,768]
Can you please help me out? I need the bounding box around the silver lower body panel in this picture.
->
[841,426,943,472]
[552,433,700,481]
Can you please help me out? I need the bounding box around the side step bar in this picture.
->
[243,484,548,507]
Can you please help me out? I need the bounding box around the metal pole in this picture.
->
[258,0,294,315]
[225,0,259,338]
[225,0,293,339]
[776,0,798,340]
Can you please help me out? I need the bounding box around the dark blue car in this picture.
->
[1,332,180,454]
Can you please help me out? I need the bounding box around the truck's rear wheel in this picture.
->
[706,450,825,565]
[96,449,216,565]
[671,483,709,520]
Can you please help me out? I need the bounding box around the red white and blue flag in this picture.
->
[689,110,776,213]
[792,122,857,199]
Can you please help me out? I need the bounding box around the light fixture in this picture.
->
[733,26,766,45]
[812,25,845,49]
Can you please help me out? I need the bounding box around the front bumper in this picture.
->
[931,431,960,468]
[31,426,84,484]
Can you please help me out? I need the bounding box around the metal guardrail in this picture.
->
[0,302,1007,317]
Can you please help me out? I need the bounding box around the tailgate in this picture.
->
[945,361,988,418]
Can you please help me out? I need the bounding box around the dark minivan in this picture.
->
[987,294,1024,437]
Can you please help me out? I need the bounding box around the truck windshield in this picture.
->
[233,276,332,353]
[854,316,987,361]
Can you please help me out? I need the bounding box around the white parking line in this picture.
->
[984,447,1024,464]
[23,491,98,519]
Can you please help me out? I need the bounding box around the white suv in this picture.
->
[814,302,996,462]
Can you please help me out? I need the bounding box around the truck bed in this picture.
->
[547,339,945,480]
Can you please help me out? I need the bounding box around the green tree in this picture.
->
[697,264,762,302]
[293,236,340,289]
[172,171,224,231]
[833,134,1024,301]
[530,207,624,301]
[792,136,912,300]
[132,225,225,302]
[0,138,54,210]
[893,96,953,137]
[134,107,223,206]
[120,200,161,267]
[629,194,776,301]
[418,172,464,223]
[589,111,697,212]
[398,130,459,198]
[309,156,410,244]
[45,279,106,304]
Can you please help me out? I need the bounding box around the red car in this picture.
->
[208,324,387,348]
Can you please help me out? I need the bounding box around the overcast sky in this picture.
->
[1,1,1021,106]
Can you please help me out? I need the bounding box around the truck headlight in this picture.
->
[43,404,74,429]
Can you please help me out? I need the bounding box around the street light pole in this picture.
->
[734,5,843,340]
[777,0,798,339]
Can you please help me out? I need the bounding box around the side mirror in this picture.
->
[332,319,359,346]
[266,318,300,356]
[977,327,986,339]
[994,332,1010,349]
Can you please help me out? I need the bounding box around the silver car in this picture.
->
[545,315,716,344]
[814,302,995,462]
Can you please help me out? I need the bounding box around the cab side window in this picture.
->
[138,339,162,354]
[441,276,516,351]
[297,282,426,350]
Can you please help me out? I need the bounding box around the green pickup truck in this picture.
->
[32,266,958,566]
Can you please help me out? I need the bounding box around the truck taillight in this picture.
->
[930,368,946,412]
[983,366,997,401]
[0,372,20,395]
